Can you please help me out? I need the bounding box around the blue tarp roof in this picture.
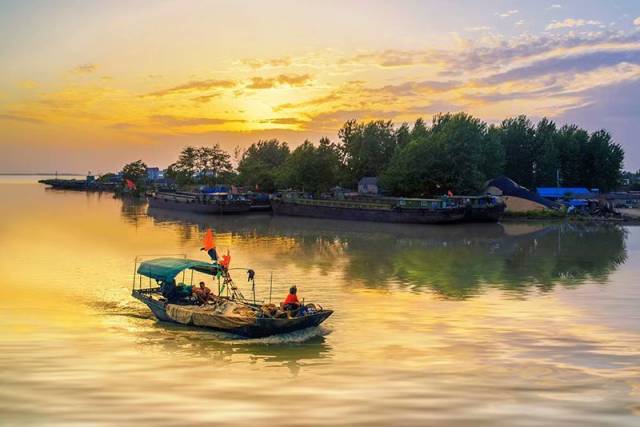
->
[137,257,217,282]
[537,187,594,198]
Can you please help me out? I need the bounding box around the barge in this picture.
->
[271,193,466,224]
[147,191,251,214]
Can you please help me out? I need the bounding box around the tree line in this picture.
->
[122,112,625,195]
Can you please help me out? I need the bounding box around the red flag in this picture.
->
[125,179,136,190]
[202,229,216,251]
[447,190,453,197]
[220,250,231,269]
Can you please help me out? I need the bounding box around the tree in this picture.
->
[581,130,624,191]
[411,117,429,140]
[237,139,290,192]
[121,160,147,195]
[533,117,559,187]
[338,119,397,184]
[165,145,232,185]
[500,115,536,189]
[195,145,232,185]
[121,160,147,183]
[395,122,411,149]
[556,125,588,187]
[482,125,506,180]
[277,138,341,193]
[381,113,489,195]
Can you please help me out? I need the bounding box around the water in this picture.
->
[1,178,639,426]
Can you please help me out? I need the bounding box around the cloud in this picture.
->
[465,26,493,32]
[548,4,562,9]
[634,17,640,26]
[70,63,97,74]
[305,108,402,130]
[546,18,603,30]
[259,117,309,126]
[18,80,39,89]
[498,10,519,18]
[143,79,235,97]
[149,114,243,126]
[0,113,44,124]
[247,74,312,89]
[515,20,525,26]
[106,122,137,130]
[191,93,220,103]
[481,49,640,85]
[241,57,292,69]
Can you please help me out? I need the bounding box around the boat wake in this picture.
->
[230,326,331,345]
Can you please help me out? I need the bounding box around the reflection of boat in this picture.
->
[271,193,466,224]
[454,196,506,222]
[147,191,251,214]
[131,257,333,338]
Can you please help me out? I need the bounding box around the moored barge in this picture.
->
[271,193,466,224]
[148,191,251,214]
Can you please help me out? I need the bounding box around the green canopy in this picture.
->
[137,257,218,282]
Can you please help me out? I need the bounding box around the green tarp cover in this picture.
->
[137,257,217,282]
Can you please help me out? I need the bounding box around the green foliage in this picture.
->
[165,145,232,185]
[157,113,624,195]
[581,130,624,192]
[237,139,290,192]
[121,160,147,183]
[277,138,341,193]
[381,113,490,195]
[338,119,398,185]
[499,115,537,188]
[120,160,147,196]
[96,172,116,183]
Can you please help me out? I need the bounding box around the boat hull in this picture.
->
[148,196,251,214]
[464,204,506,222]
[271,199,465,224]
[132,290,332,338]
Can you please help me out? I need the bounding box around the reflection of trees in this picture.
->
[119,197,148,226]
[342,223,627,299]
[142,208,627,300]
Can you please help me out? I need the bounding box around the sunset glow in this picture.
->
[1,0,640,172]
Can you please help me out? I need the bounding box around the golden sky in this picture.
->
[1,0,640,172]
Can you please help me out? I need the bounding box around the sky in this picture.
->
[1,0,639,173]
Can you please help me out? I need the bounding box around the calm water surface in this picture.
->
[1,177,639,426]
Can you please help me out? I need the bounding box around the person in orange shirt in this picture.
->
[281,285,300,311]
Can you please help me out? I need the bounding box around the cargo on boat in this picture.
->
[271,192,466,224]
[147,191,251,214]
[131,257,332,338]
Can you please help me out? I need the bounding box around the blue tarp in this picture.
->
[537,187,595,199]
[200,185,229,194]
[137,257,217,282]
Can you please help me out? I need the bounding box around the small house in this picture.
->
[358,177,378,195]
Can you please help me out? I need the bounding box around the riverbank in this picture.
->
[501,210,640,225]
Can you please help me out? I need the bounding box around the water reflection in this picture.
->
[145,208,627,299]
[3,182,639,426]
